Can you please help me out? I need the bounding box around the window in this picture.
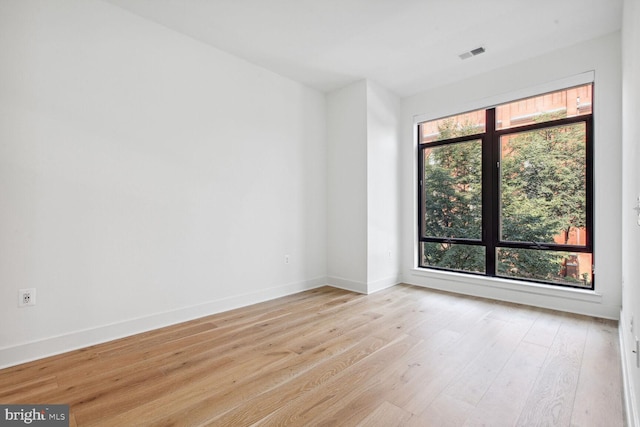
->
[418,84,593,289]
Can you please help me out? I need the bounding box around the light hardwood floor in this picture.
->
[0,284,624,426]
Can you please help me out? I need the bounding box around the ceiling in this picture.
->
[104,0,622,98]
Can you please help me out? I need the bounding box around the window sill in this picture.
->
[409,268,603,304]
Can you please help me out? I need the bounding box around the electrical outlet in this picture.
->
[284,255,290,265]
[18,288,36,307]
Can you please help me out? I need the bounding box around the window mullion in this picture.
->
[484,108,498,276]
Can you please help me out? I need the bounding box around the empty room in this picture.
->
[1,0,639,425]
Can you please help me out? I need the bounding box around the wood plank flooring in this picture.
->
[0,284,624,426]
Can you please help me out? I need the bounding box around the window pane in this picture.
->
[420,109,486,143]
[497,248,592,288]
[496,84,592,130]
[500,123,586,245]
[421,242,486,273]
[422,140,482,239]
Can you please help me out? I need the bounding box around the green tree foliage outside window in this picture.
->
[499,116,587,285]
[422,119,483,271]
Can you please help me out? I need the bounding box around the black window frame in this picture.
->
[417,86,594,290]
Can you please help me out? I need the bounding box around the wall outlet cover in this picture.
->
[18,288,36,307]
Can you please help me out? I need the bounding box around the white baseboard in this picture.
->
[620,314,639,427]
[327,276,368,294]
[0,277,327,370]
[326,275,400,294]
[366,275,401,294]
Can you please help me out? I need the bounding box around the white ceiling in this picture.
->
[104,0,622,98]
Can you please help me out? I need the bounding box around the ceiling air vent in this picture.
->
[459,46,486,60]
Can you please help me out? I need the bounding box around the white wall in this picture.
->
[326,80,402,293]
[326,81,368,292]
[620,0,640,423]
[0,0,327,368]
[366,82,402,292]
[401,32,622,319]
